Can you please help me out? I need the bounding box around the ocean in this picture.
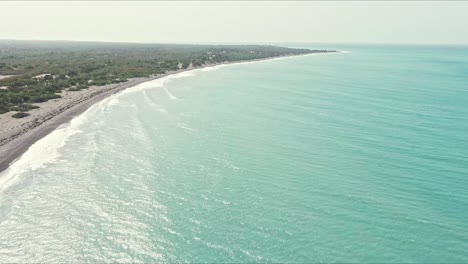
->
[0,45,467,262]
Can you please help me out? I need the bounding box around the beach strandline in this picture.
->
[0,52,337,191]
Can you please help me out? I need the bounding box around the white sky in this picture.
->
[0,1,467,45]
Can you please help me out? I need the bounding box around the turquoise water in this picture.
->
[1,45,468,262]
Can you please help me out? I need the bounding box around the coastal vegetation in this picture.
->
[0,40,334,117]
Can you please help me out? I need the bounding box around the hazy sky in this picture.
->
[1,1,467,45]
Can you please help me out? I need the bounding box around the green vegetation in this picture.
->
[11,112,30,119]
[0,40,334,116]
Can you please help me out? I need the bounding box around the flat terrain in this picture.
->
[0,40,334,173]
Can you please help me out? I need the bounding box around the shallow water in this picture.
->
[1,45,468,262]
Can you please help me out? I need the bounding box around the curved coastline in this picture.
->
[0,52,334,176]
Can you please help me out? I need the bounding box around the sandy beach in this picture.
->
[0,54,315,174]
[0,68,194,173]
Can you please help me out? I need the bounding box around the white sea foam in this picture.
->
[168,70,196,78]
[0,111,90,192]
[163,87,178,100]
[142,90,158,108]
[177,122,196,131]
[0,52,332,193]
[201,65,225,72]
[0,87,125,193]
[118,69,197,98]
[0,70,200,192]
[120,78,166,96]
[107,97,120,106]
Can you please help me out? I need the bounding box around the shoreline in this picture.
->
[0,52,332,175]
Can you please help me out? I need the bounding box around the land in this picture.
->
[0,40,335,173]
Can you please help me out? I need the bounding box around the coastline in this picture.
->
[0,52,330,175]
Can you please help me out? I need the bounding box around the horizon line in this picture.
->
[1,38,468,47]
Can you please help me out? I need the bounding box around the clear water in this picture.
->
[1,45,468,262]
